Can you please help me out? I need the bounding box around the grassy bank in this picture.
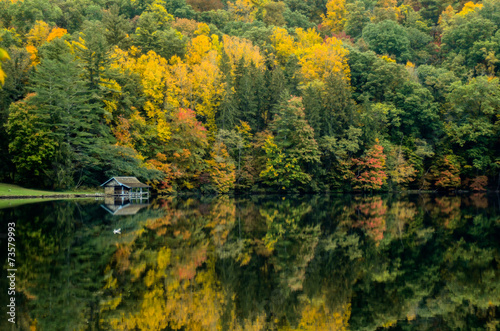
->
[0,198,48,209]
[0,183,103,198]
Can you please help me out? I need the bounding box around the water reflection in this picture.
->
[0,194,498,330]
[101,197,151,216]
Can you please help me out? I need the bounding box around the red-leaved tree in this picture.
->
[352,141,388,191]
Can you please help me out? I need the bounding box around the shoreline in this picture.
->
[1,190,495,200]
[0,193,105,200]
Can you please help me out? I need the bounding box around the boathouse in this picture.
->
[101,177,150,197]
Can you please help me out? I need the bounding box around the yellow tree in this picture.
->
[26,21,51,47]
[299,36,350,84]
[270,27,350,86]
[387,146,417,188]
[25,21,50,65]
[47,27,67,42]
[0,45,8,86]
[109,47,175,148]
[457,1,483,17]
[298,299,351,331]
[185,28,224,138]
[134,51,173,142]
[169,56,192,109]
[109,46,217,191]
[206,142,236,193]
[184,23,213,64]
[25,21,67,66]
[228,0,260,22]
[108,46,142,118]
[296,28,323,52]
[222,35,265,75]
[322,0,347,33]
[438,5,455,30]
[189,52,223,137]
[270,27,296,65]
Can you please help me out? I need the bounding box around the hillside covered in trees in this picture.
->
[0,0,499,193]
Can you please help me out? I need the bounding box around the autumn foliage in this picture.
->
[0,0,499,192]
[352,142,388,191]
[432,155,461,190]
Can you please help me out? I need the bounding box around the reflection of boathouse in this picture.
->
[101,177,150,197]
[101,200,150,216]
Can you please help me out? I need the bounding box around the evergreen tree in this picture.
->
[28,54,112,188]
[217,50,238,130]
[321,72,356,137]
[263,60,287,124]
[234,57,259,130]
[102,4,131,47]
[302,80,323,138]
[271,96,320,170]
[252,64,267,131]
[76,21,112,92]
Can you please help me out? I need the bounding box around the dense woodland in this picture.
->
[0,0,499,193]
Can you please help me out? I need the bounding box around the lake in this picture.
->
[0,194,499,330]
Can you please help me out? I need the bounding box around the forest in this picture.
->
[0,0,499,193]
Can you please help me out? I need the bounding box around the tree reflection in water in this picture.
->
[0,194,498,330]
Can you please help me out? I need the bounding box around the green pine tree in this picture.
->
[29,54,112,188]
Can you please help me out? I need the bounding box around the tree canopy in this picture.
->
[0,0,499,192]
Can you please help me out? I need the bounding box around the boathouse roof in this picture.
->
[100,177,150,188]
[101,203,150,216]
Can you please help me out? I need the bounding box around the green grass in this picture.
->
[0,198,48,209]
[0,183,102,197]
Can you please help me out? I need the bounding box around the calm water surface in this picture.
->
[0,194,499,330]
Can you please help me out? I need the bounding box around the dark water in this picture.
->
[0,194,499,330]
